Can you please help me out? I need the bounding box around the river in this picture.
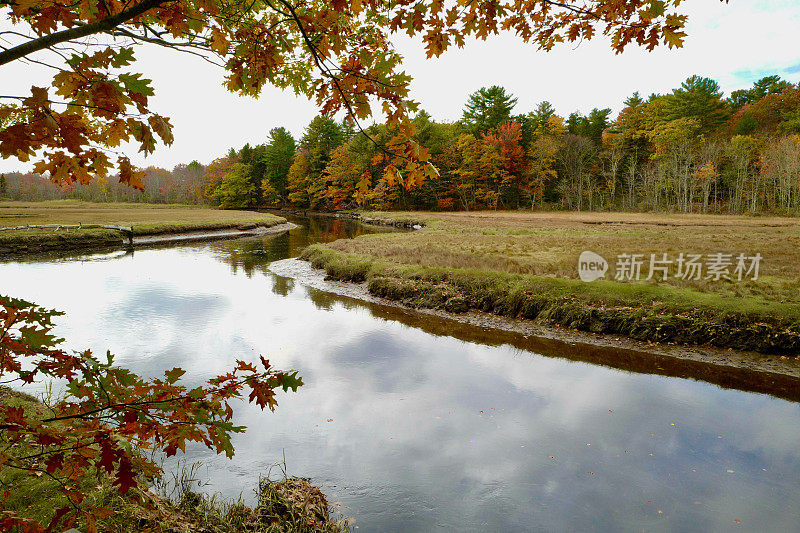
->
[3,216,800,531]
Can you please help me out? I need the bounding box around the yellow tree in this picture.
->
[600,130,625,207]
[760,135,800,211]
[526,135,560,207]
[691,161,719,213]
[324,143,367,210]
[647,118,699,212]
[726,135,763,212]
[201,156,237,202]
[453,134,482,210]
[287,152,313,208]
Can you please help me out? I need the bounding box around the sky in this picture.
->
[1,0,800,173]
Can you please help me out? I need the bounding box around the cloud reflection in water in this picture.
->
[1,221,799,532]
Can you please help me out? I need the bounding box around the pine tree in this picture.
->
[263,127,296,202]
[461,86,518,135]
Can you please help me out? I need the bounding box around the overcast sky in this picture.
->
[2,0,800,173]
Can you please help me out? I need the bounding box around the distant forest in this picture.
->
[3,74,800,214]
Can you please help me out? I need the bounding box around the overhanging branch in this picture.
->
[0,0,171,66]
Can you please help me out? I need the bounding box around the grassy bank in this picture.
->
[302,211,800,355]
[0,201,285,256]
[0,387,348,532]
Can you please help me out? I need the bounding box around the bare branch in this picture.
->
[108,26,225,66]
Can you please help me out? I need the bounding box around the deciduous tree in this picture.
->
[212,162,257,208]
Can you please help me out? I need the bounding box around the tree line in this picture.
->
[4,74,799,214]
[1,161,207,204]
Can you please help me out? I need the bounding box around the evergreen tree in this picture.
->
[300,116,346,178]
[730,75,791,108]
[247,144,268,204]
[531,101,556,128]
[750,75,791,101]
[664,75,729,134]
[567,108,610,144]
[263,127,296,202]
[514,102,555,149]
[624,92,644,108]
[461,86,518,135]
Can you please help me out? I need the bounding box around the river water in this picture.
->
[3,217,800,532]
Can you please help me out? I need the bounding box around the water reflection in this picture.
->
[299,290,800,403]
[212,216,385,279]
[2,218,799,531]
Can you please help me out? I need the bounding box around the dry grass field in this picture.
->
[329,210,800,304]
[0,201,285,254]
[305,210,800,353]
[0,200,282,229]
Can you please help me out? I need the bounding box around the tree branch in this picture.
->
[0,0,171,66]
[108,26,225,66]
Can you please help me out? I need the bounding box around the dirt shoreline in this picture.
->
[269,257,800,400]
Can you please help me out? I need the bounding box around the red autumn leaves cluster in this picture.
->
[0,46,171,190]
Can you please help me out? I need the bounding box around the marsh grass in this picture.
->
[304,210,800,353]
[167,476,349,533]
[331,211,800,304]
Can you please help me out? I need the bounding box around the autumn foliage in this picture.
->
[193,75,800,214]
[1,0,696,192]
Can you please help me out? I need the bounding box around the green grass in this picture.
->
[0,387,142,530]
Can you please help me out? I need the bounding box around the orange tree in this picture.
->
[1,0,704,529]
